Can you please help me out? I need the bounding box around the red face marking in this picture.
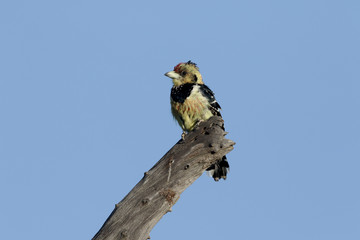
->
[173,63,184,73]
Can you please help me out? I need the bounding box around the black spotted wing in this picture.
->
[199,84,222,117]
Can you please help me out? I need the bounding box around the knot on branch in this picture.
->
[142,198,150,205]
[120,230,128,239]
[159,189,176,205]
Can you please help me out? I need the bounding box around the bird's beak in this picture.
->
[164,71,180,79]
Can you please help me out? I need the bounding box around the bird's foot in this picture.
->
[197,119,204,126]
[181,131,187,140]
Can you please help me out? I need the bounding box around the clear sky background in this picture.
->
[1,1,359,239]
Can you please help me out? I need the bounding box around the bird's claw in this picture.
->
[181,132,186,140]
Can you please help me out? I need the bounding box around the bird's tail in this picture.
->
[206,156,229,181]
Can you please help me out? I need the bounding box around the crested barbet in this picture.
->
[165,60,229,181]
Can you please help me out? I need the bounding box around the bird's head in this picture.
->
[165,60,204,86]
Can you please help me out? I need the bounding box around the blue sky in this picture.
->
[1,0,359,239]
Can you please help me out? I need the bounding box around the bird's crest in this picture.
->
[174,60,198,73]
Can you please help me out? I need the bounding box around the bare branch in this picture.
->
[92,116,235,240]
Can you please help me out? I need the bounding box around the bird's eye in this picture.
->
[181,71,187,76]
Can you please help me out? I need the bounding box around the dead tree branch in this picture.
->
[92,116,235,240]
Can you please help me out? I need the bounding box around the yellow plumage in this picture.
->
[170,85,213,132]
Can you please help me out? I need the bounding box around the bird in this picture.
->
[164,60,229,181]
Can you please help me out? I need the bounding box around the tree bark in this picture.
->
[92,116,235,240]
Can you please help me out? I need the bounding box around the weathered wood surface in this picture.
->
[92,116,235,240]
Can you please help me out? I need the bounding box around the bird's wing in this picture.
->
[199,84,222,117]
